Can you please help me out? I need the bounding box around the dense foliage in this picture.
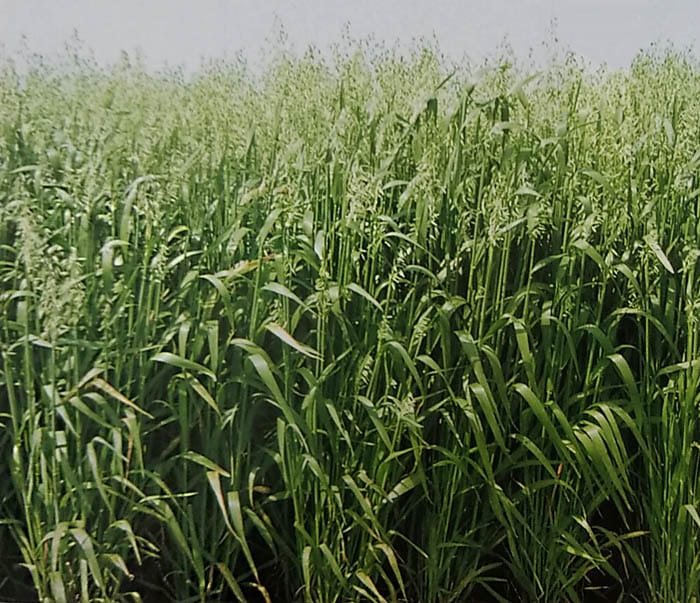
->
[1,46,700,602]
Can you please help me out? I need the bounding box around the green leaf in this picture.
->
[151,351,216,381]
[469,383,506,450]
[265,322,320,359]
[513,383,573,466]
[608,353,642,422]
[643,233,675,273]
[355,570,388,603]
[186,451,230,476]
[347,282,383,312]
[262,282,309,310]
[319,543,347,586]
[228,491,259,581]
[385,472,422,504]
[217,563,247,602]
[188,375,221,415]
[70,527,105,591]
[359,396,393,451]
[208,471,234,534]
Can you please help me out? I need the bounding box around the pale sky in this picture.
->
[1,0,699,73]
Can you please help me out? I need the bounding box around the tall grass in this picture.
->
[1,45,700,602]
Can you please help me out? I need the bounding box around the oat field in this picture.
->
[1,47,700,602]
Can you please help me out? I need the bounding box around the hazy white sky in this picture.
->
[1,0,699,72]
